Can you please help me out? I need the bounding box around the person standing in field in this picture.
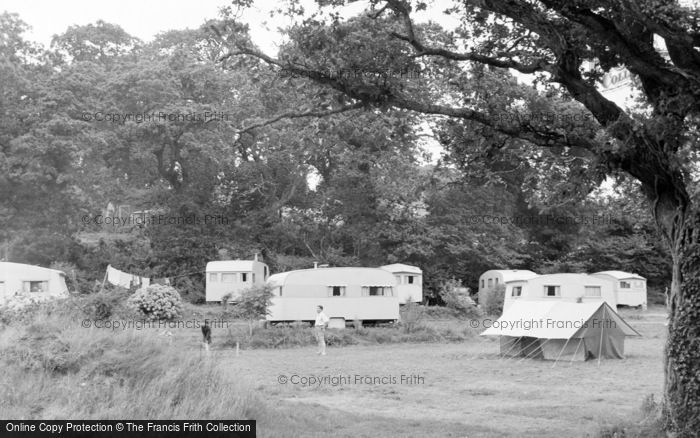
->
[314,305,329,355]
[201,319,212,352]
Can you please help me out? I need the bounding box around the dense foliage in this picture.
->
[0,11,671,306]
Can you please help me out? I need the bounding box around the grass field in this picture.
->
[211,308,666,437]
[0,302,667,437]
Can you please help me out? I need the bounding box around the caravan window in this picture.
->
[544,285,560,297]
[264,266,268,279]
[512,286,522,297]
[362,286,391,296]
[584,286,602,297]
[252,273,256,283]
[620,281,631,289]
[495,278,499,285]
[481,279,484,288]
[221,273,236,283]
[241,273,248,282]
[328,286,346,297]
[24,281,48,293]
[487,278,493,288]
[209,273,218,282]
[407,276,415,284]
[395,275,402,285]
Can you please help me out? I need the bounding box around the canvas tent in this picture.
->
[481,301,640,362]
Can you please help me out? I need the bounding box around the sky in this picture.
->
[2,0,368,54]
[4,0,261,51]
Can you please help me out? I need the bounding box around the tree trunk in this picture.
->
[663,212,700,436]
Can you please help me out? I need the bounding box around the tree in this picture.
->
[233,284,273,336]
[219,1,700,433]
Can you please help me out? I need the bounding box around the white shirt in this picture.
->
[315,311,329,327]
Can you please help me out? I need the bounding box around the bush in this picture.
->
[439,279,482,318]
[126,284,183,320]
[647,286,666,306]
[399,302,426,333]
[422,305,464,319]
[84,287,131,320]
[481,284,505,316]
[172,275,205,304]
[324,330,359,346]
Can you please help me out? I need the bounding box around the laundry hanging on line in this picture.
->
[105,264,151,289]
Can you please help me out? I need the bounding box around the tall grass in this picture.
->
[0,299,330,437]
[221,321,476,350]
[0,306,262,419]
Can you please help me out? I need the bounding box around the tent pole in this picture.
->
[513,337,547,362]
[517,338,551,363]
[597,305,606,367]
[99,269,108,293]
[501,336,526,359]
[552,336,573,368]
[568,308,595,365]
[570,338,584,365]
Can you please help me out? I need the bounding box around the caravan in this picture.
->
[205,258,269,302]
[380,263,423,303]
[0,262,69,305]
[266,267,400,326]
[478,269,539,305]
[503,273,617,310]
[591,271,647,308]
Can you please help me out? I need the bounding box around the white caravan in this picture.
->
[266,267,400,326]
[591,271,647,308]
[206,258,269,302]
[503,273,617,311]
[380,263,423,303]
[0,262,69,304]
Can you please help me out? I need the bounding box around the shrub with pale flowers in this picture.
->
[126,284,183,320]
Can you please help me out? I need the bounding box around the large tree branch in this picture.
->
[619,0,700,50]
[236,102,364,136]
[385,0,551,74]
[388,95,600,151]
[222,46,601,152]
[389,32,550,74]
[220,11,689,235]
[539,0,688,98]
[384,0,625,128]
